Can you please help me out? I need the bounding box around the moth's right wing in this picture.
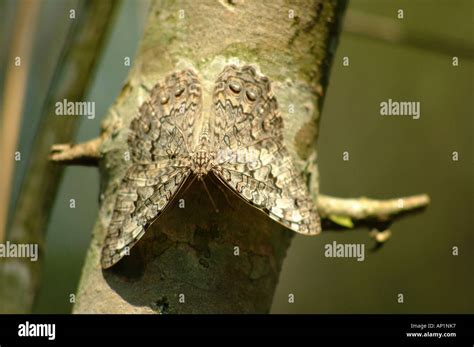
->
[101,160,190,269]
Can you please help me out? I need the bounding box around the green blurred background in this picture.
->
[1,0,472,313]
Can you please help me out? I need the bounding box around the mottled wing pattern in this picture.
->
[101,162,190,268]
[129,69,201,163]
[101,70,201,268]
[212,65,321,235]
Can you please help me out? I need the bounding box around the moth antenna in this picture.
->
[201,177,219,213]
[179,173,198,197]
[209,173,234,210]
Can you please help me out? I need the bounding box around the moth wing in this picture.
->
[129,69,202,163]
[212,65,320,235]
[102,69,201,268]
[101,161,190,268]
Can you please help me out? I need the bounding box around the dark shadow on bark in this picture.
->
[103,174,293,313]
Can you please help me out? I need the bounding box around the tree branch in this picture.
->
[49,136,103,166]
[318,194,430,221]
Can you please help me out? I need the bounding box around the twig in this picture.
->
[49,136,103,166]
[317,193,430,221]
[318,193,430,246]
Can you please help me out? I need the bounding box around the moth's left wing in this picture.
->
[102,69,201,268]
[101,160,190,268]
[129,69,202,163]
[211,65,321,235]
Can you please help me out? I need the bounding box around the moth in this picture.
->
[101,65,321,269]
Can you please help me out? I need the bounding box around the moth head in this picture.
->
[191,148,214,177]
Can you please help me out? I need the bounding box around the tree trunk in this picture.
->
[73,0,347,314]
